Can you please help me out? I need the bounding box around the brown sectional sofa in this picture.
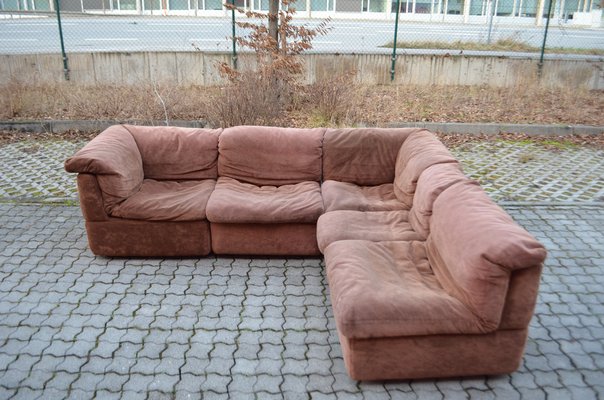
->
[65,124,547,381]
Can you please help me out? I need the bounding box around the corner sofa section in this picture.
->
[65,124,547,381]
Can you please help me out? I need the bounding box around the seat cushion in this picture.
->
[321,180,408,213]
[393,130,459,207]
[111,179,215,221]
[125,125,221,180]
[325,240,485,339]
[316,210,422,253]
[218,126,324,185]
[427,180,547,333]
[206,177,324,224]
[322,128,421,185]
[409,163,468,238]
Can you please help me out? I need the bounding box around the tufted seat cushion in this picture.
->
[321,181,407,213]
[325,240,486,339]
[111,179,215,221]
[206,177,324,224]
[316,210,421,253]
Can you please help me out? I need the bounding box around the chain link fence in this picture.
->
[0,0,602,78]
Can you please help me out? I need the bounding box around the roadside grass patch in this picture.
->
[381,38,604,56]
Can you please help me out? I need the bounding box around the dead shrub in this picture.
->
[207,0,330,128]
[206,71,292,128]
[305,73,360,126]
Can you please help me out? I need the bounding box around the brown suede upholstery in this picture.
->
[85,219,211,257]
[66,125,546,382]
[500,265,544,330]
[427,180,547,332]
[325,240,485,338]
[321,181,407,212]
[211,223,320,256]
[316,211,421,253]
[111,179,215,221]
[393,130,459,208]
[76,174,107,222]
[206,177,323,224]
[323,128,421,185]
[408,163,468,238]
[65,125,143,214]
[124,125,221,180]
[339,328,529,381]
[218,126,324,186]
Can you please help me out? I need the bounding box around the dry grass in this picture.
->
[0,81,214,123]
[1,82,603,127]
[381,38,604,56]
[358,85,604,126]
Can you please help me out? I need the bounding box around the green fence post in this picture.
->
[54,0,70,81]
[231,0,238,70]
[390,0,401,82]
[538,0,554,78]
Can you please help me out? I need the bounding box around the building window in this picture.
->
[311,0,333,11]
[170,0,188,8]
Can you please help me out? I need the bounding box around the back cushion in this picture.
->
[65,125,143,214]
[393,130,458,207]
[323,128,420,185]
[125,125,221,180]
[219,126,325,185]
[426,180,547,332]
[409,163,468,238]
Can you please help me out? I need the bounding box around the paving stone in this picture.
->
[201,373,231,394]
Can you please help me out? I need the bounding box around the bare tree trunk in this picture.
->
[268,0,279,50]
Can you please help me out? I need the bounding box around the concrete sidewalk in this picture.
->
[0,136,603,399]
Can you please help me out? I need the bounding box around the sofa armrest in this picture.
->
[65,125,144,214]
[427,180,547,332]
[76,174,108,222]
[499,264,543,330]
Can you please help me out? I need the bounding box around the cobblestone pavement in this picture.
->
[0,136,604,399]
[1,204,603,399]
[0,138,603,203]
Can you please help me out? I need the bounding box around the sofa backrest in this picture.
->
[393,130,459,208]
[426,180,547,332]
[322,128,420,185]
[124,125,222,180]
[64,125,143,214]
[409,163,468,239]
[218,126,325,185]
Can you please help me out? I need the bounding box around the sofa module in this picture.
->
[205,126,325,256]
[65,124,221,257]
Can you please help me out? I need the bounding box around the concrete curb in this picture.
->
[1,120,603,136]
[0,120,206,134]
[386,122,604,135]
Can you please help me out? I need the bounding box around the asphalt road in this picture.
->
[0,15,602,54]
